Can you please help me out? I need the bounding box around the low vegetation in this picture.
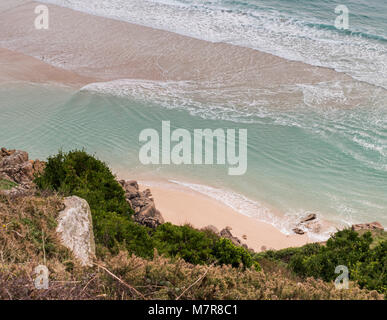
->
[0,195,382,300]
[34,150,256,269]
[256,229,387,296]
[0,149,383,300]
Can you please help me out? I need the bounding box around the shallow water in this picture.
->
[40,0,387,88]
[1,83,386,239]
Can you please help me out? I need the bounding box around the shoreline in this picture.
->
[0,48,96,87]
[0,1,379,110]
[0,1,380,251]
[137,180,311,251]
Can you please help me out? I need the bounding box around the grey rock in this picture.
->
[300,213,316,223]
[135,204,164,229]
[292,228,305,235]
[352,222,384,231]
[293,213,321,235]
[56,196,96,266]
[220,226,242,246]
[0,147,45,188]
[118,179,165,229]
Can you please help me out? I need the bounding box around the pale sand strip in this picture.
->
[141,183,310,251]
[0,1,352,88]
[0,48,96,86]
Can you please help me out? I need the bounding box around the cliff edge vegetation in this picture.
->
[0,149,385,300]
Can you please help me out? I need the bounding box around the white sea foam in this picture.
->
[81,77,387,170]
[160,179,336,241]
[41,0,387,89]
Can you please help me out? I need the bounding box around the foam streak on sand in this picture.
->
[140,180,310,251]
[158,180,334,241]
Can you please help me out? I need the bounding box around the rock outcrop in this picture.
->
[292,227,305,235]
[220,226,242,246]
[352,222,384,232]
[0,147,45,195]
[219,226,252,251]
[56,196,96,267]
[292,213,321,235]
[118,180,164,229]
[300,213,316,223]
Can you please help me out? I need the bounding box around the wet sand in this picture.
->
[0,0,352,89]
[0,48,95,86]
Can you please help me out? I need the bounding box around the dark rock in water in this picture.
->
[303,220,321,233]
[352,222,384,231]
[300,213,316,223]
[293,213,321,235]
[118,179,164,229]
[292,228,305,235]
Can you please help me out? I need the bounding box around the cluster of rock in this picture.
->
[118,180,165,229]
[292,212,385,236]
[351,222,384,232]
[292,213,321,235]
[0,147,45,195]
[203,225,253,252]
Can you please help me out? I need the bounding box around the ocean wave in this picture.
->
[166,179,335,241]
[80,78,387,174]
[41,0,387,89]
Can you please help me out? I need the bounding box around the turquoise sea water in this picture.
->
[1,0,387,238]
[0,83,386,238]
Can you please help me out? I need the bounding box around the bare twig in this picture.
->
[81,274,98,293]
[94,263,146,299]
[11,230,23,237]
[176,266,211,300]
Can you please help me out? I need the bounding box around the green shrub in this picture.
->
[35,150,259,270]
[289,230,374,281]
[35,150,131,216]
[93,210,154,258]
[213,238,259,270]
[152,223,259,269]
[255,243,321,264]
[153,223,217,265]
[34,150,153,257]
[257,229,386,295]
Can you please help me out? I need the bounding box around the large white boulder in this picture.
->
[56,196,96,266]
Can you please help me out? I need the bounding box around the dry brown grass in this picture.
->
[0,194,383,300]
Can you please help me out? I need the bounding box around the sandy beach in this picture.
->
[141,182,310,251]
